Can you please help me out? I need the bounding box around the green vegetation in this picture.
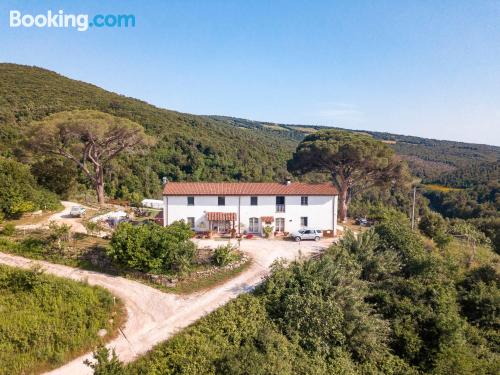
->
[85,346,125,375]
[2,63,498,205]
[29,110,154,204]
[288,129,408,221]
[212,243,238,267]
[0,156,61,218]
[0,264,123,375]
[0,64,295,204]
[123,212,499,374]
[1,63,499,374]
[108,221,196,275]
[162,260,251,295]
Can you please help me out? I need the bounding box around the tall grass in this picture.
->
[0,264,123,374]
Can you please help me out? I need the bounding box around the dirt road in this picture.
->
[17,201,89,234]
[0,237,331,375]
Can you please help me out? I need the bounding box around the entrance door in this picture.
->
[275,218,285,232]
[249,217,259,233]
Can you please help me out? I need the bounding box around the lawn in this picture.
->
[0,264,125,375]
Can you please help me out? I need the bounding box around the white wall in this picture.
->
[164,195,337,235]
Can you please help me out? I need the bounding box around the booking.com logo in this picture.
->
[9,10,135,31]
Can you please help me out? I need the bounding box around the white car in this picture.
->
[69,205,86,217]
[290,229,323,242]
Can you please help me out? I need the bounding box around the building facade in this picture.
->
[162,182,338,236]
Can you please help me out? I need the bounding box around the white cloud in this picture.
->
[314,102,364,124]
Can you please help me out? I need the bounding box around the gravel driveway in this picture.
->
[0,237,332,375]
[16,201,89,234]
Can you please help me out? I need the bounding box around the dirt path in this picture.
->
[17,201,90,234]
[0,238,331,375]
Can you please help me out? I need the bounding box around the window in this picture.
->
[300,217,308,227]
[276,196,285,212]
[187,217,195,228]
[187,196,194,206]
[250,196,258,206]
[301,196,308,206]
[218,196,225,206]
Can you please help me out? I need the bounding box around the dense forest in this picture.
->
[1,64,498,203]
[124,211,499,375]
[0,64,295,202]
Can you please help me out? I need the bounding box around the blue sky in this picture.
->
[1,0,499,146]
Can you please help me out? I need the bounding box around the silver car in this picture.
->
[70,205,86,217]
[290,229,323,242]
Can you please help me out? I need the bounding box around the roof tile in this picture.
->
[163,182,338,196]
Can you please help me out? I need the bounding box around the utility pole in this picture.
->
[411,186,417,230]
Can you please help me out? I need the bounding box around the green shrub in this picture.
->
[0,264,118,374]
[262,225,273,238]
[1,223,16,236]
[85,346,124,375]
[212,243,237,266]
[108,221,195,275]
[0,156,61,218]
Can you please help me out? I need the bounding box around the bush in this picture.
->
[84,220,105,236]
[212,244,237,266]
[419,211,446,238]
[108,221,196,275]
[0,264,118,374]
[48,221,71,253]
[1,223,16,236]
[263,225,273,238]
[84,345,124,375]
[0,156,61,218]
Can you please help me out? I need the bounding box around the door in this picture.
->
[275,218,285,232]
[249,217,259,233]
[302,230,314,240]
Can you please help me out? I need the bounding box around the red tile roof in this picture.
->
[163,182,338,196]
[206,212,237,221]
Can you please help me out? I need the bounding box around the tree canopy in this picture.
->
[28,110,153,204]
[288,129,407,221]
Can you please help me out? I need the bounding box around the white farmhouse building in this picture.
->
[162,181,338,236]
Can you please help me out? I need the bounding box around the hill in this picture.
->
[0,64,296,200]
[1,63,498,202]
[209,116,500,182]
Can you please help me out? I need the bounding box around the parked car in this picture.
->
[290,229,323,242]
[69,205,86,217]
[355,217,369,226]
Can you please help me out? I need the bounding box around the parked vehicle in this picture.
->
[290,229,323,242]
[69,205,86,217]
[355,217,369,226]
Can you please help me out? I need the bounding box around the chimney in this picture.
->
[162,177,168,186]
[284,177,292,185]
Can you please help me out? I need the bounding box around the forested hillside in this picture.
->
[2,63,498,204]
[0,64,295,201]
[126,211,499,375]
[210,116,500,182]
